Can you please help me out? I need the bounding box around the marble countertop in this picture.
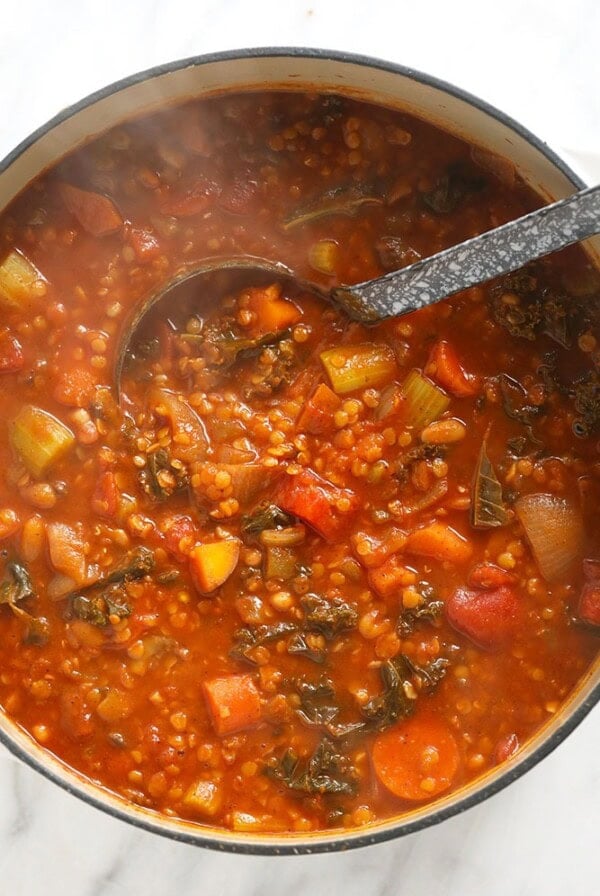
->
[1,1,599,893]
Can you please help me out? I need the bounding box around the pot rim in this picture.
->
[0,45,597,856]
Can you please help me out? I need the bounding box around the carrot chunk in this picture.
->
[245,283,301,334]
[189,539,240,594]
[425,340,479,397]
[59,182,123,236]
[91,471,119,520]
[373,714,460,800]
[405,521,473,565]
[446,586,521,649]
[275,468,358,542]
[203,674,262,737]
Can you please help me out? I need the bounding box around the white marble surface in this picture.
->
[1,1,599,893]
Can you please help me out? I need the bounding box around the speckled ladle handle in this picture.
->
[333,184,600,322]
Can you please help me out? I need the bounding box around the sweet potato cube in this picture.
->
[189,539,240,594]
[183,779,223,817]
[203,674,261,736]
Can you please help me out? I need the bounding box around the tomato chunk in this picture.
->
[297,382,342,435]
[425,340,479,397]
[275,468,358,542]
[59,182,123,236]
[203,674,262,736]
[446,586,521,649]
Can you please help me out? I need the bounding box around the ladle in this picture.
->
[116,183,600,389]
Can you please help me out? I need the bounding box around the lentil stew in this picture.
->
[0,90,599,836]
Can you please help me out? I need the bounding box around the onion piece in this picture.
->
[515,493,584,583]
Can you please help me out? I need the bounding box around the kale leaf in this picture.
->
[266,737,359,796]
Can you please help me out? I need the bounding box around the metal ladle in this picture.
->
[115,184,600,389]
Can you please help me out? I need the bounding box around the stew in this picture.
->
[0,90,598,835]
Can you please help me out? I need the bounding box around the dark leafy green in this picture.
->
[403,656,450,693]
[301,594,358,640]
[361,656,416,730]
[395,443,446,484]
[295,677,364,737]
[0,560,49,645]
[471,440,509,529]
[397,582,444,637]
[287,632,326,665]
[421,163,486,215]
[141,448,189,501]
[241,503,295,539]
[266,738,358,796]
[230,621,298,664]
[571,371,600,438]
[70,586,131,628]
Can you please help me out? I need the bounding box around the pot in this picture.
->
[0,47,598,855]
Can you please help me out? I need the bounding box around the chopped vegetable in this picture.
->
[399,370,450,430]
[286,632,326,664]
[320,343,397,395]
[259,525,306,547]
[295,678,364,737]
[405,522,473,565]
[47,522,86,586]
[150,388,209,463]
[373,714,460,800]
[425,341,479,397]
[361,656,416,730]
[446,586,521,649]
[578,560,600,628]
[0,560,48,645]
[397,584,444,636]
[202,673,262,736]
[141,447,189,501]
[9,405,75,478]
[0,249,45,310]
[297,383,341,435]
[471,441,509,529]
[245,284,301,333]
[515,493,584,583]
[70,587,130,627]
[467,563,516,590]
[283,183,383,230]
[266,738,358,795]
[183,779,222,817]
[230,622,298,665]
[189,539,240,594]
[421,162,485,215]
[241,503,294,540]
[308,239,339,275]
[264,545,297,580]
[59,182,123,236]
[275,468,358,542]
[301,593,358,639]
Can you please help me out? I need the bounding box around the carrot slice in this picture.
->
[405,521,473,565]
[52,365,97,407]
[59,182,123,236]
[425,340,479,397]
[203,674,262,737]
[189,539,240,594]
[245,283,301,334]
[373,714,460,801]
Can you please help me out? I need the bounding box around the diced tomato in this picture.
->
[0,330,24,373]
[579,559,600,627]
[59,182,123,236]
[91,471,120,520]
[60,688,94,740]
[128,228,161,262]
[468,562,517,590]
[160,174,222,217]
[446,586,521,649]
[297,382,341,435]
[162,514,200,562]
[203,674,262,737]
[52,365,97,407]
[275,468,358,542]
[425,340,479,397]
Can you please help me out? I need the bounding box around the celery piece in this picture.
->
[400,370,450,430]
[0,249,44,309]
[264,545,297,581]
[320,343,397,395]
[10,405,75,478]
